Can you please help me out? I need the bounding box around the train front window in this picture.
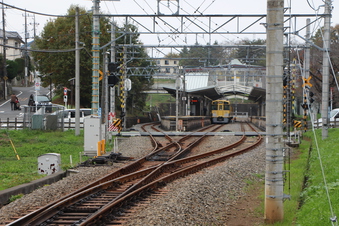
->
[224,105,230,110]
[211,104,217,110]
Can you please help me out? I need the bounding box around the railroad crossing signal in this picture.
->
[302,76,312,88]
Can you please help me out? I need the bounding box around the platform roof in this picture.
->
[248,87,266,103]
[163,86,223,100]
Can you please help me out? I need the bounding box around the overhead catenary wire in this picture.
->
[0,2,88,18]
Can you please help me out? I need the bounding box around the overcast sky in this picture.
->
[3,0,338,56]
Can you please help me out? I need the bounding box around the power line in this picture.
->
[0,2,88,18]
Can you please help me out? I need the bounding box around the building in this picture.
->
[0,30,24,60]
[162,59,267,116]
[156,58,179,75]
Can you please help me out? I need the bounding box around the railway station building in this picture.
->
[162,59,267,118]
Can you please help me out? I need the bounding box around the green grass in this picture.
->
[295,129,339,225]
[269,128,339,225]
[146,94,175,108]
[0,129,95,190]
[153,78,175,83]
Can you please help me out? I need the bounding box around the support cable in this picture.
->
[309,111,338,225]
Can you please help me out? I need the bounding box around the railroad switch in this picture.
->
[80,153,134,166]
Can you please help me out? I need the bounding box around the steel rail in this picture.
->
[80,122,262,225]
[7,123,219,225]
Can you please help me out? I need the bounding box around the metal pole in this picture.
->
[176,76,179,131]
[91,0,100,116]
[75,7,80,136]
[321,0,332,139]
[123,47,127,129]
[265,0,284,223]
[111,19,115,63]
[105,51,109,141]
[101,51,106,125]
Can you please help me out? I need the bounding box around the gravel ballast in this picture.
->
[0,123,266,225]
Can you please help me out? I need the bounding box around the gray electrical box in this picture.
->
[31,114,44,130]
[84,117,101,156]
[38,153,61,175]
[45,115,58,130]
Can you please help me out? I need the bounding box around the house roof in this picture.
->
[0,30,24,43]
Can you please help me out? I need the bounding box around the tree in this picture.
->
[14,58,25,80]
[6,60,19,81]
[179,41,222,67]
[31,5,153,112]
[304,24,339,108]
[233,38,266,66]
[0,55,20,81]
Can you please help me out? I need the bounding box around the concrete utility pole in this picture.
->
[265,0,284,223]
[75,7,80,136]
[303,19,311,127]
[91,0,100,116]
[321,0,332,139]
[24,10,28,87]
[1,0,7,100]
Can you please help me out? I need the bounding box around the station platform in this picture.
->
[161,116,211,131]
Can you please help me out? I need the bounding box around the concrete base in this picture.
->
[0,171,67,206]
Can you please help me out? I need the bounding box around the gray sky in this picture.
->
[4,0,338,56]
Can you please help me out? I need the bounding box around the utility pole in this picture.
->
[321,0,332,139]
[110,19,116,138]
[29,15,39,38]
[91,0,100,116]
[265,0,284,223]
[2,0,7,100]
[24,10,28,87]
[75,7,80,136]
[303,19,311,130]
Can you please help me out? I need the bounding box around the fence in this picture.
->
[1,105,66,130]
[0,117,84,130]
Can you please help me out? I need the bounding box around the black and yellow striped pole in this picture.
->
[291,63,296,120]
[119,49,126,131]
[283,75,287,126]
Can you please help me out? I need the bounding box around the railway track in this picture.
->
[7,122,262,226]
